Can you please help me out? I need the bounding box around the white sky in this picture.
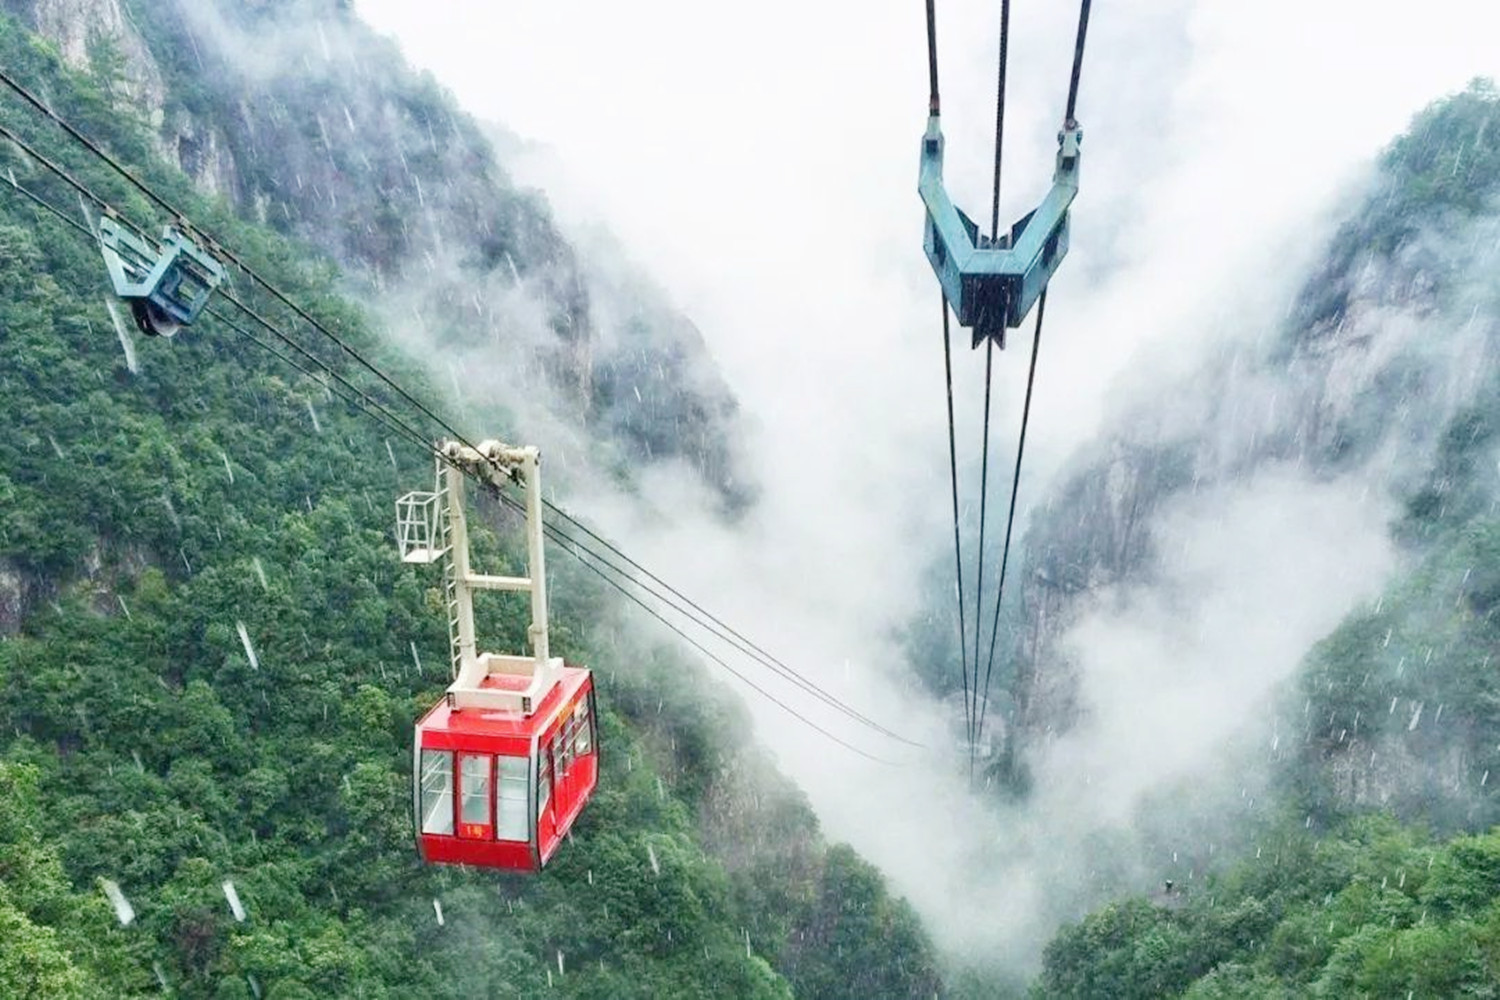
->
[355,0,1500,968]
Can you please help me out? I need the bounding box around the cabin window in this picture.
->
[556,725,573,776]
[496,756,529,842]
[420,749,454,835]
[459,755,490,827]
[537,747,552,817]
[573,701,593,756]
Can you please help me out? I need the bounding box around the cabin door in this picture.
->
[456,753,493,840]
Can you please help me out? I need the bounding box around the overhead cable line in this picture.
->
[975,290,1045,755]
[532,496,923,747]
[0,67,483,462]
[0,108,921,755]
[968,0,1014,777]
[2,156,94,241]
[1065,0,1093,124]
[920,0,1094,777]
[3,68,913,747]
[972,0,1093,760]
[939,301,974,757]
[925,0,941,115]
[213,281,922,751]
[0,153,456,471]
[988,0,1012,243]
[498,493,899,765]
[925,0,978,764]
[0,175,378,433]
[0,119,108,218]
[970,341,994,776]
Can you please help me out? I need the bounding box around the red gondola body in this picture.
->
[414,667,599,870]
[397,440,600,872]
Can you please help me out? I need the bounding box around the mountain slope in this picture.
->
[1024,81,1500,999]
[1,0,747,504]
[0,9,942,998]
[1007,81,1500,823]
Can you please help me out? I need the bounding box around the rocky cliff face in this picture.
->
[1006,84,1500,820]
[1,0,745,503]
[5,0,160,112]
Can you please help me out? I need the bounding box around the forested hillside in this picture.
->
[1038,817,1500,998]
[1,0,746,503]
[1030,83,1500,997]
[0,10,942,998]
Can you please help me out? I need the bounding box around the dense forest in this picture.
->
[1038,817,1500,997]
[0,9,942,998]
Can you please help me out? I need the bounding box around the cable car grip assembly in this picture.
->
[396,438,562,716]
[97,214,227,338]
[919,114,1081,348]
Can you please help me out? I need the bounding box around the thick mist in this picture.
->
[355,0,1500,974]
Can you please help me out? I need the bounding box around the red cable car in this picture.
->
[414,661,598,870]
[398,439,599,871]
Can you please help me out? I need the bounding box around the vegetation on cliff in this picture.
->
[0,11,940,997]
[1035,81,1500,998]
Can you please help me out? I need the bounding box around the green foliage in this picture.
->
[1036,817,1500,998]
[1267,81,1500,840]
[1290,511,1500,832]
[777,845,944,999]
[1026,74,1500,1000]
[1382,79,1500,217]
[0,8,943,998]
[0,898,96,1000]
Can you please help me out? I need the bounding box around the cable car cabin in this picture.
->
[414,664,598,871]
[397,439,600,872]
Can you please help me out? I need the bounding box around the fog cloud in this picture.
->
[356,0,1500,974]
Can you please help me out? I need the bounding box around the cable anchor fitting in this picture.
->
[918,116,1081,348]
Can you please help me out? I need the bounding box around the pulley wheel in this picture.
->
[131,299,181,339]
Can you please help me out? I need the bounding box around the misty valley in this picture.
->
[2,0,1500,998]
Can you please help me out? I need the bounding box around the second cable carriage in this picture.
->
[397,439,599,871]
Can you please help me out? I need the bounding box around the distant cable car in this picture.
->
[396,440,599,871]
[97,216,226,337]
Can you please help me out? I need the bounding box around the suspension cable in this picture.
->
[535,498,922,745]
[1064,0,1093,125]
[0,126,919,756]
[0,120,106,215]
[210,298,435,451]
[226,279,923,751]
[2,159,94,240]
[988,0,1012,242]
[938,297,974,755]
[975,289,1045,756]
[972,0,1092,758]
[925,0,941,115]
[970,340,994,777]
[0,67,485,460]
[219,314,895,764]
[4,78,915,744]
[500,494,900,764]
[967,0,1015,779]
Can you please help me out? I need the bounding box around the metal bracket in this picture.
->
[919,117,1081,347]
[98,216,226,337]
[395,489,446,564]
[397,439,561,715]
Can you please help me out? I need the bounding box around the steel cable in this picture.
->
[0,136,920,755]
